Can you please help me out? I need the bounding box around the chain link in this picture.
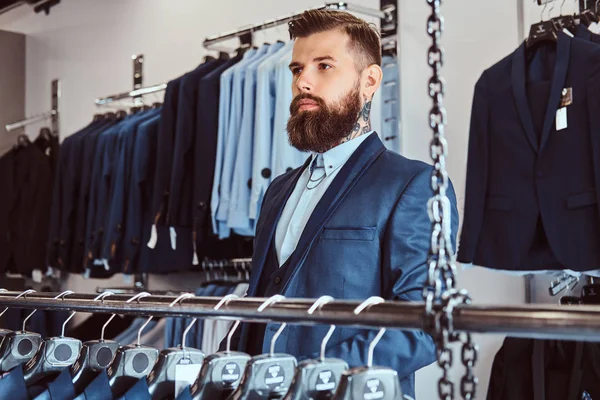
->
[423,1,479,399]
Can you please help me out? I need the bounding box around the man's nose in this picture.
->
[295,72,313,93]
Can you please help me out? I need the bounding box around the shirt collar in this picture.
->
[312,131,375,177]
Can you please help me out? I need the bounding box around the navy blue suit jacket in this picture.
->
[458,32,600,271]
[234,133,458,397]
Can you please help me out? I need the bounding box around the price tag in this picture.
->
[556,107,567,131]
[175,362,202,397]
[147,224,158,249]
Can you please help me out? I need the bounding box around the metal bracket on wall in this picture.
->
[380,0,398,57]
[132,54,144,107]
[51,79,60,137]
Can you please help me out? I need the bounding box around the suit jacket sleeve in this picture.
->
[457,72,489,263]
[307,168,459,380]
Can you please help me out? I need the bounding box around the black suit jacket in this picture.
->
[458,32,600,271]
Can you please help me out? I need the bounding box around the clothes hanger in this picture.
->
[527,0,559,50]
[227,295,298,400]
[332,297,404,400]
[580,277,600,304]
[146,293,206,400]
[70,291,122,394]
[23,291,83,387]
[107,292,160,398]
[0,290,42,372]
[283,296,349,400]
[552,0,577,32]
[0,289,14,341]
[189,294,251,400]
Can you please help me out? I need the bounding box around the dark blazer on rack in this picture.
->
[458,32,600,271]
[230,133,456,398]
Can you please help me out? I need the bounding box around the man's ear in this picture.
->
[362,64,383,98]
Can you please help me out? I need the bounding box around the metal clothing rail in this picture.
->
[0,291,600,342]
[203,2,391,48]
[5,79,60,136]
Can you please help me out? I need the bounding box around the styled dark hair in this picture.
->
[288,9,382,70]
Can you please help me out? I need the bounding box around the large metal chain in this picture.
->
[423,1,479,399]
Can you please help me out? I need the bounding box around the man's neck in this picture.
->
[340,98,372,145]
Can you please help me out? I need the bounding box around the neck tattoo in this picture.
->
[341,97,372,145]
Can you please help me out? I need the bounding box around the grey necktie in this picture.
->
[306,154,326,190]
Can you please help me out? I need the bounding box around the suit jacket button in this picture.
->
[274,276,281,285]
[198,201,206,209]
[247,179,252,189]
[261,168,272,179]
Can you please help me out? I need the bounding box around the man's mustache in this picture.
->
[290,94,326,114]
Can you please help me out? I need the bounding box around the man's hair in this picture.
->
[288,10,382,71]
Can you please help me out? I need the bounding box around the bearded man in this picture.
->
[228,9,459,398]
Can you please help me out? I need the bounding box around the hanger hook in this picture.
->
[62,291,113,338]
[221,295,241,353]
[0,289,35,319]
[353,296,386,368]
[101,291,148,341]
[166,293,195,348]
[23,290,73,332]
[307,296,335,362]
[129,292,152,346]
[548,0,556,19]
[541,0,549,21]
[183,293,238,352]
[256,295,286,357]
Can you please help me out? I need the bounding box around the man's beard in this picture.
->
[287,84,362,154]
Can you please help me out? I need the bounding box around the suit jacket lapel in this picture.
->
[280,133,386,293]
[512,42,539,154]
[540,32,571,151]
[248,156,311,295]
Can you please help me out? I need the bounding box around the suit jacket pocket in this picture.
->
[321,227,377,241]
[567,190,598,209]
[486,196,512,211]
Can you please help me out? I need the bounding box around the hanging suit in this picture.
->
[228,134,456,399]
[458,32,600,271]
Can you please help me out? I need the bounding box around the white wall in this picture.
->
[0,0,564,398]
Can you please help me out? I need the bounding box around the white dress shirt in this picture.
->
[274,131,375,266]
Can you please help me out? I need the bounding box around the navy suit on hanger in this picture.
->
[228,133,456,398]
[458,32,600,271]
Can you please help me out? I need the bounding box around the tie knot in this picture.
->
[310,154,325,174]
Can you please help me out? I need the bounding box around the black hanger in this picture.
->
[219,51,231,60]
[189,295,250,400]
[527,2,558,50]
[23,291,82,387]
[93,113,105,122]
[146,294,206,400]
[105,112,118,121]
[551,1,577,33]
[38,127,53,141]
[331,297,403,400]
[115,110,128,120]
[14,133,31,149]
[70,292,121,394]
[106,293,159,398]
[0,290,42,372]
[283,297,348,400]
[581,277,600,304]
[579,9,599,26]
[152,102,163,109]
[228,296,297,400]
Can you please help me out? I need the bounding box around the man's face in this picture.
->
[286,29,365,153]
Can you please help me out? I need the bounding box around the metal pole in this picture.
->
[95,83,167,106]
[0,292,600,342]
[5,110,56,132]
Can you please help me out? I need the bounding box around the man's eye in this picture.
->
[319,63,332,70]
[291,68,302,75]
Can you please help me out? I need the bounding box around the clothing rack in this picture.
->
[202,2,392,49]
[95,1,398,106]
[5,79,60,136]
[0,291,599,342]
